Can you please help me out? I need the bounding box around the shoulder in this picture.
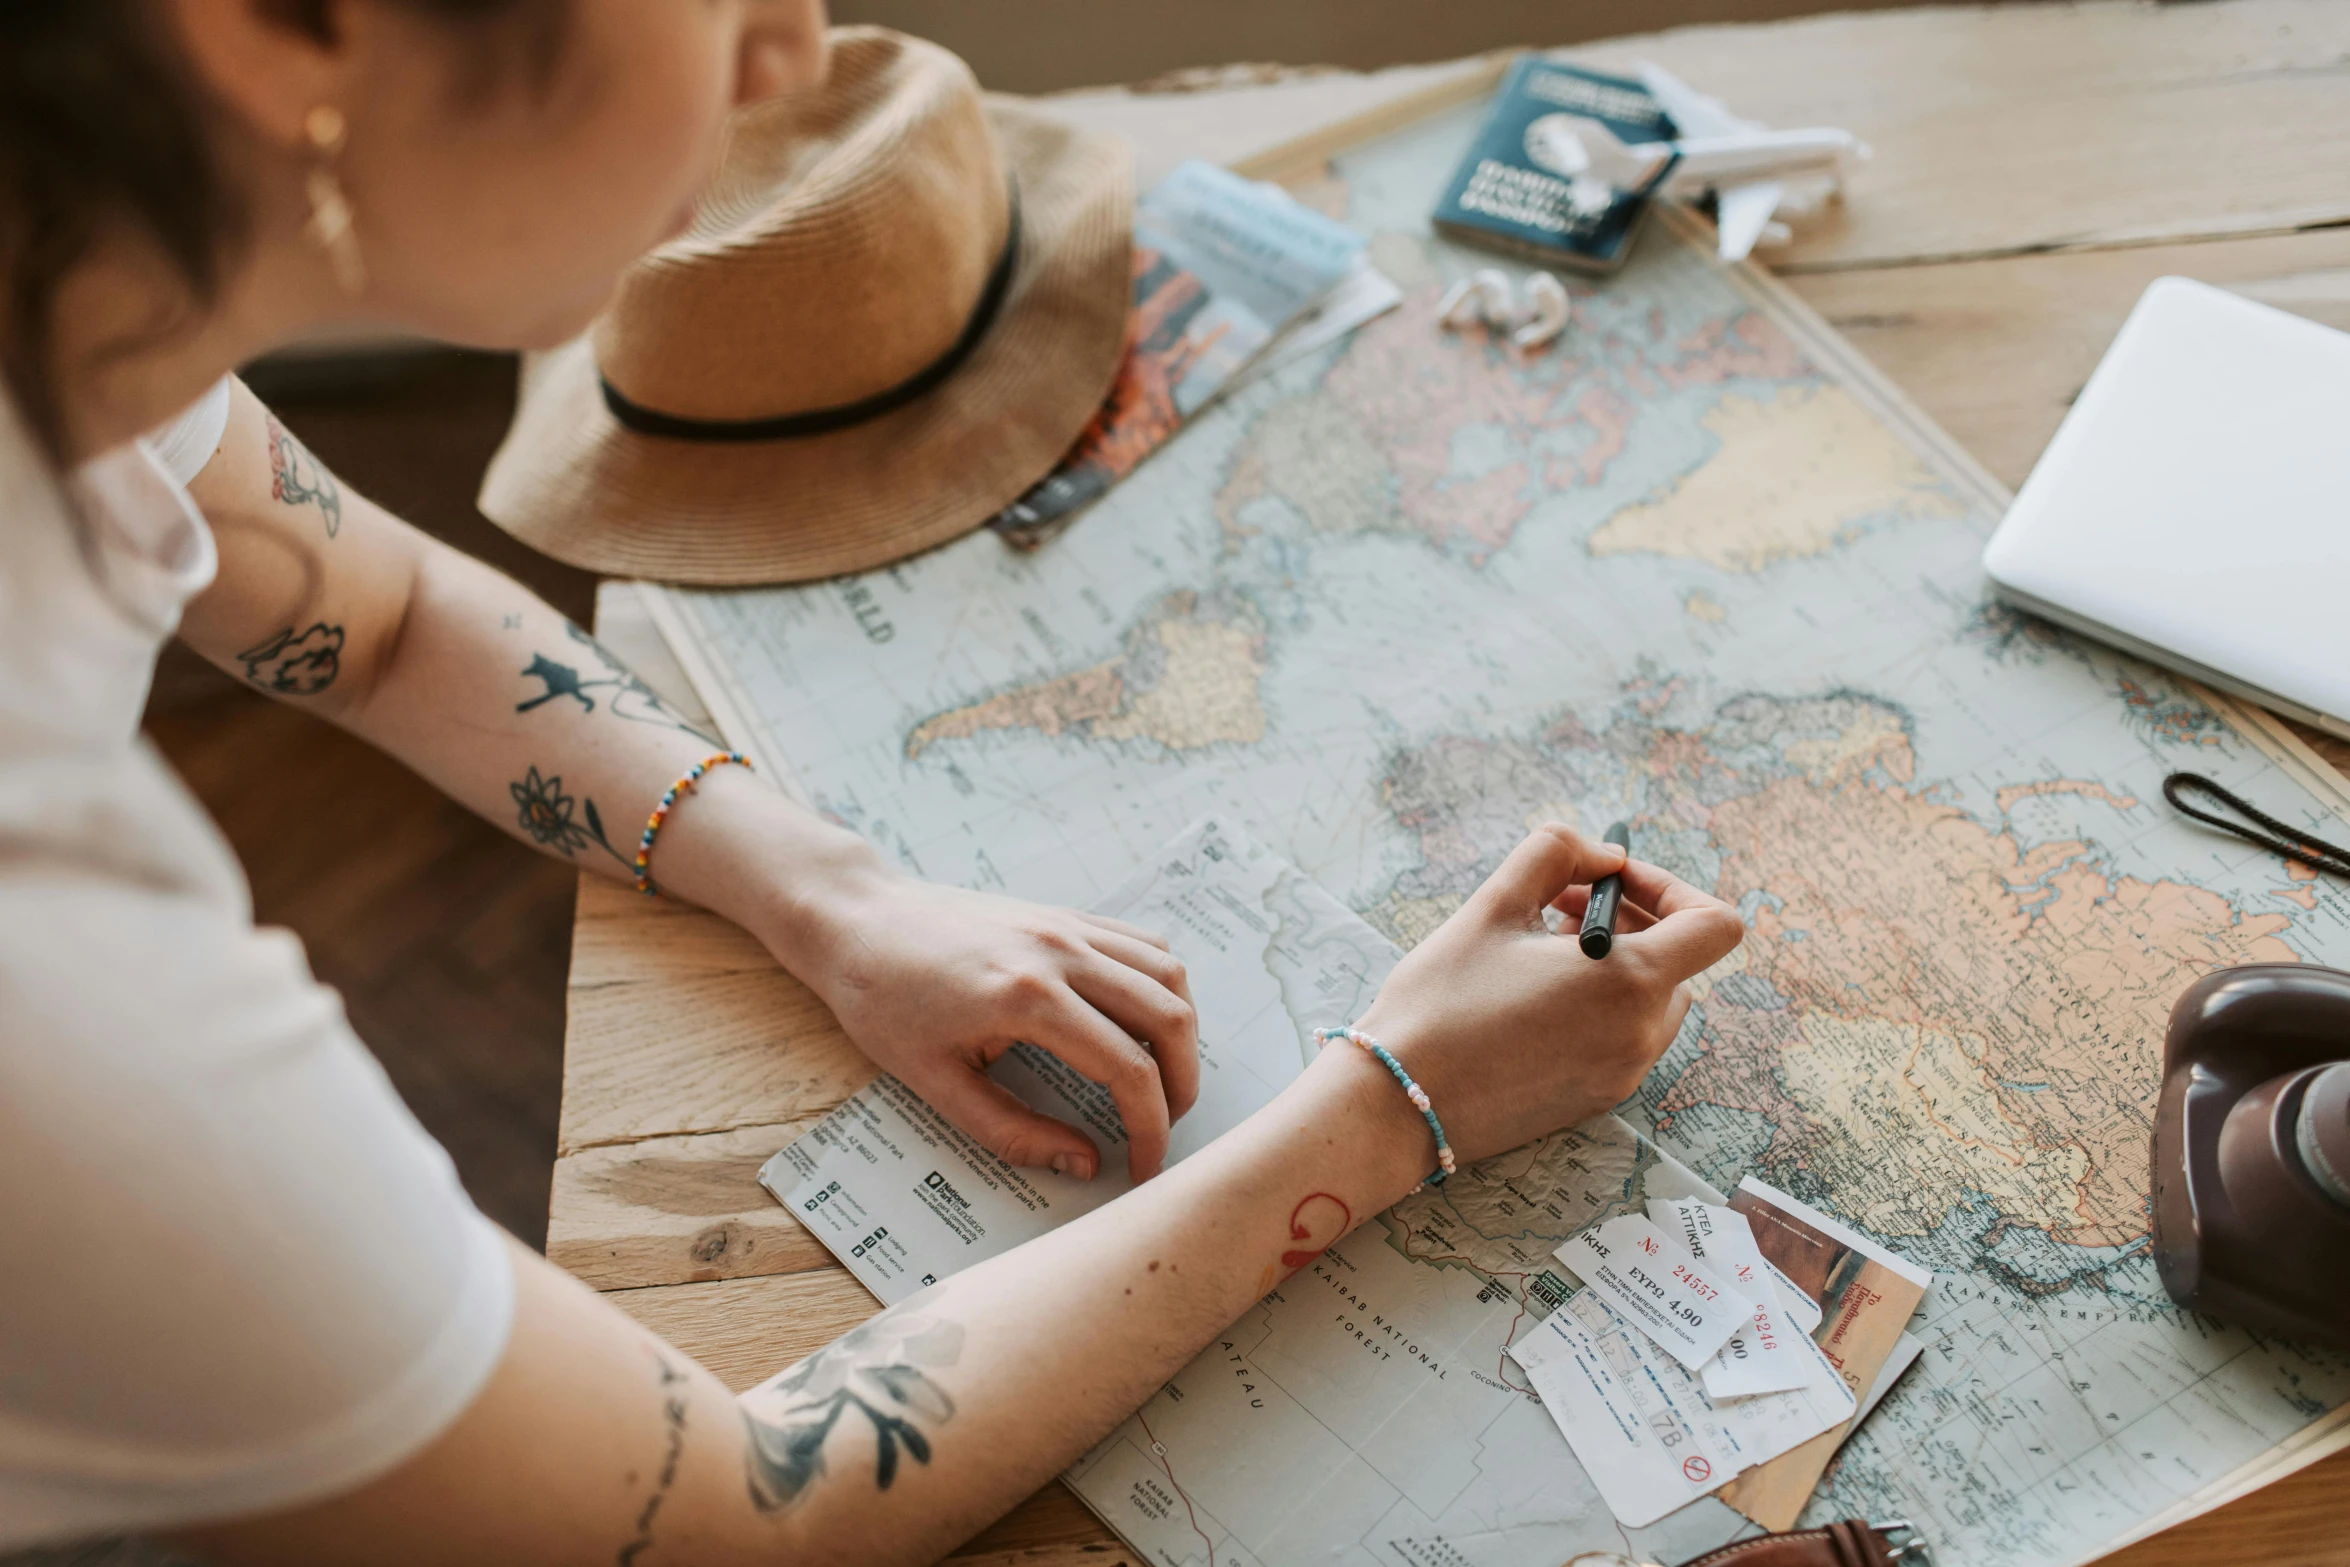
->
[1,383,216,749]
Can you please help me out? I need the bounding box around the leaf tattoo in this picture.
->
[237,622,343,695]
[741,1312,963,1511]
[514,624,720,744]
[265,414,342,537]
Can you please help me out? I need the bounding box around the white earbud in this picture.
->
[1437,268,1516,332]
[1436,268,1571,352]
[1513,272,1572,350]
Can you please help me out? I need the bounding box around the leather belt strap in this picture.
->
[1661,1519,1928,1567]
[1675,1520,1891,1567]
[1568,1518,1933,1567]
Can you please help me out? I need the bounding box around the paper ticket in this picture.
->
[1554,1213,1757,1368]
[1509,1289,1749,1526]
[1706,1301,1813,1398]
[1649,1198,1813,1398]
[1649,1196,1774,1298]
[1509,1286,1856,1528]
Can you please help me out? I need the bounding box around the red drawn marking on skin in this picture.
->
[1280,1192,1353,1269]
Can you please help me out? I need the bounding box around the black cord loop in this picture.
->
[2163,771,2350,882]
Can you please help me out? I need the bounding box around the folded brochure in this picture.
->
[988,160,1373,550]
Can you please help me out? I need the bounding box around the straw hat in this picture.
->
[478,28,1133,584]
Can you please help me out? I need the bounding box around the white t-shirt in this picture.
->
[0,380,514,1548]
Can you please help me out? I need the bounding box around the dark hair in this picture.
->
[0,0,564,464]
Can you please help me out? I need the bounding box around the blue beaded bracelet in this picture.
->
[1316,1026,1458,1191]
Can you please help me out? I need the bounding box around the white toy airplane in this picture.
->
[1525,62,1869,263]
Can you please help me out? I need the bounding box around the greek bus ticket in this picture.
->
[1508,1284,1857,1527]
[1513,1278,1861,1522]
[1509,1287,1746,1526]
[1649,1198,1815,1398]
[1554,1212,1756,1368]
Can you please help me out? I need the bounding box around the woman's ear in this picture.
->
[160,0,357,151]
[735,0,831,108]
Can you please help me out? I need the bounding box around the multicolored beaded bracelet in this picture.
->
[1315,1026,1457,1191]
[635,751,753,896]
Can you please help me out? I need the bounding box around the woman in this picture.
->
[0,3,1744,1562]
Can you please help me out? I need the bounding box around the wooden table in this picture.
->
[558,5,2350,1562]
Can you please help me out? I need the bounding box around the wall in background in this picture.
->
[824,0,1968,94]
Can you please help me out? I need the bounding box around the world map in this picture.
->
[650,94,2350,1567]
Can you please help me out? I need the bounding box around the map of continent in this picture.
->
[1375,690,2303,1255]
[908,591,1267,758]
[659,91,2350,1567]
[1587,383,1966,570]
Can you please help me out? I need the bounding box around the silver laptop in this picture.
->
[1983,276,2350,741]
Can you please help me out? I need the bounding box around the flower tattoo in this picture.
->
[511,765,587,853]
[508,765,628,867]
[236,622,343,696]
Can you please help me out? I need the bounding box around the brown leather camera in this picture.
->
[2152,962,2350,1348]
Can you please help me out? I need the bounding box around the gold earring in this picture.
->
[302,105,367,296]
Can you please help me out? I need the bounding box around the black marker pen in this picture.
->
[1579,820,1633,959]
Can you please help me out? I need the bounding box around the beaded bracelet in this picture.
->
[635,751,753,896]
[1315,1026,1457,1191]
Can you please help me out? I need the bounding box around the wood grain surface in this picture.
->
[1577,0,2350,271]
[562,6,2350,1562]
[1784,227,2350,492]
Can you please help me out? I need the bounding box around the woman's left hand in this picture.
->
[782,866,1202,1183]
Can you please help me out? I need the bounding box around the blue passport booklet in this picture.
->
[1432,56,1679,274]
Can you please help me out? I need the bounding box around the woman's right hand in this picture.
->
[1351,823,1745,1168]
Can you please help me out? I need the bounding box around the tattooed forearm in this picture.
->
[237,623,343,695]
[740,1311,963,1512]
[616,1354,691,1567]
[511,765,632,869]
[264,414,342,537]
[513,622,721,744]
